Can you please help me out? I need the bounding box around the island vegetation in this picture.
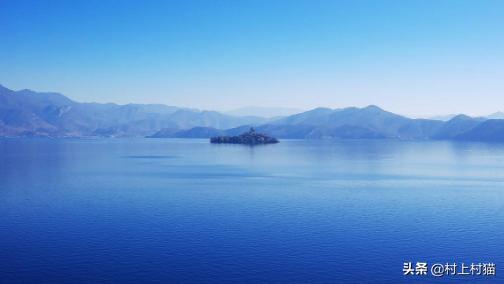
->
[210,128,279,145]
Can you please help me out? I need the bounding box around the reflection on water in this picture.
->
[0,138,503,283]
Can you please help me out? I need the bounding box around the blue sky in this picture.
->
[1,0,503,116]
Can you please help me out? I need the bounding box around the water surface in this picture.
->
[1,138,503,283]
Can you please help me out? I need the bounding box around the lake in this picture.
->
[0,138,503,283]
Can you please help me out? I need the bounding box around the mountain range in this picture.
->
[2,84,504,142]
[0,84,267,137]
[151,106,504,142]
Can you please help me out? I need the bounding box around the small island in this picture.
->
[210,128,279,145]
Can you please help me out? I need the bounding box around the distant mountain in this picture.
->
[148,127,224,138]
[225,106,304,118]
[455,120,504,142]
[431,112,504,121]
[431,115,486,140]
[0,84,267,137]
[261,105,444,139]
[487,111,504,119]
[429,114,458,121]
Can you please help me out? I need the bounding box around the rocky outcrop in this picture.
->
[210,128,279,145]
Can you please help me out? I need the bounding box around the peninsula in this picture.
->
[210,128,279,145]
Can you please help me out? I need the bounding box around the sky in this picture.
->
[1,0,503,117]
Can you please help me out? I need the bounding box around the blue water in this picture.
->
[1,138,503,283]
